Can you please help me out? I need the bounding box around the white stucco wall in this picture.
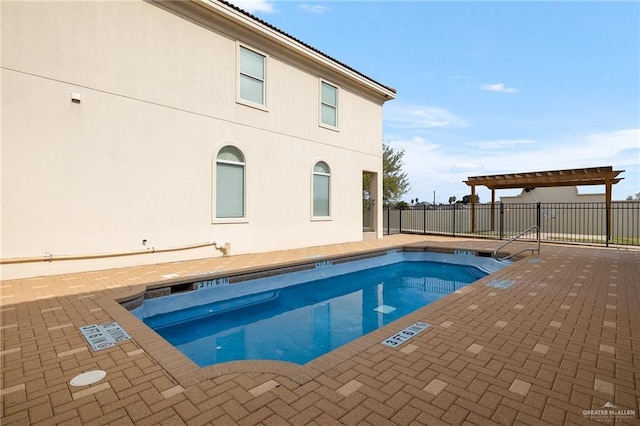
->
[1,0,393,279]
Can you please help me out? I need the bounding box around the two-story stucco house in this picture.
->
[1,0,396,279]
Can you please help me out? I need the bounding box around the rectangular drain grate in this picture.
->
[80,322,131,351]
[486,279,516,290]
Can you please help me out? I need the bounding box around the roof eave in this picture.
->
[193,0,396,101]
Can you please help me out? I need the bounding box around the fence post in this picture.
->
[452,203,456,237]
[499,203,504,240]
[423,203,427,234]
[386,206,390,235]
[536,202,541,241]
[399,206,402,234]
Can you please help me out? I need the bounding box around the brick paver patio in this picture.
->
[1,234,639,425]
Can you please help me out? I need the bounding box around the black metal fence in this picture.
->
[383,201,640,247]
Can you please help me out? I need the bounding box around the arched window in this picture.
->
[216,146,245,218]
[313,161,330,217]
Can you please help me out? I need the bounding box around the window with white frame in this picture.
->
[238,46,266,106]
[320,81,338,128]
[216,146,245,219]
[313,161,330,217]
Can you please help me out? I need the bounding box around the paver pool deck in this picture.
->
[1,234,639,425]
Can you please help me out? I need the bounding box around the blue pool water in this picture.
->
[135,252,505,366]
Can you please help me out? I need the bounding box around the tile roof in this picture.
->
[217,0,397,95]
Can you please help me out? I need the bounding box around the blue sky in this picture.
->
[233,0,639,202]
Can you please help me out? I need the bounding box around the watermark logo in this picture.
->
[583,402,636,423]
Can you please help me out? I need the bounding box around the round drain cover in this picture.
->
[70,370,106,386]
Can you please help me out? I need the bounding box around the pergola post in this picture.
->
[606,178,612,244]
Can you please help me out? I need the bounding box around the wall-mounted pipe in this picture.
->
[0,241,221,265]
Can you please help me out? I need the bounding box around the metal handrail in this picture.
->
[493,225,540,261]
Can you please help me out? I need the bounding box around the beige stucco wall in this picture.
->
[1,0,393,279]
[500,187,605,204]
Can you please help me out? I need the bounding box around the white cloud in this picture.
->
[473,139,535,149]
[529,129,639,171]
[228,0,276,13]
[458,129,639,176]
[582,129,640,157]
[384,104,467,129]
[385,128,640,202]
[384,137,447,177]
[450,162,484,171]
[480,83,517,93]
[299,4,329,14]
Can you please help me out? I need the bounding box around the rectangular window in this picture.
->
[239,46,265,106]
[216,163,244,218]
[320,81,338,128]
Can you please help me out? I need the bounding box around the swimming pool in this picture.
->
[131,250,508,366]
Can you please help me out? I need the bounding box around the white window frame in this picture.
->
[213,145,248,223]
[311,161,331,220]
[237,43,268,110]
[319,80,339,130]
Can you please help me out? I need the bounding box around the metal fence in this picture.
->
[383,201,640,247]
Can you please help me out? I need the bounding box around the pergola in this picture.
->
[463,166,625,237]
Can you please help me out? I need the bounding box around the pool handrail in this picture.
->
[493,225,540,261]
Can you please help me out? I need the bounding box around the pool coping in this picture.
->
[98,243,519,389]
[116,243,496,308]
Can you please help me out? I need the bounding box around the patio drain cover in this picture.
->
[374,305,396,314]
[70,370,106,387]
[79,322,131,351]
[486,280,516,290]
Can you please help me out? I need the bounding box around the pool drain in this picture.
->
[70,370,106,387]
[374,305,396,314]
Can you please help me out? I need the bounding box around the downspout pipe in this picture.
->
[0,241,219,265]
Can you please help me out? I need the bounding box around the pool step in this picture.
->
[145,290,279,329]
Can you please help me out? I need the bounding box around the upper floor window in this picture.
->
[320,81,338,128]
[239,46,266,107]
[216,146,245,219]
[313,161,330,217]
